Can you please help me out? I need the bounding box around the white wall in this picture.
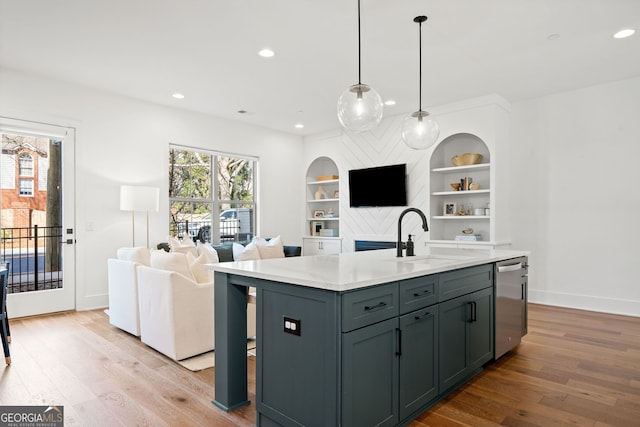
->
[509,76,640,316]
[304,79,640,317]
[0,67,304,311]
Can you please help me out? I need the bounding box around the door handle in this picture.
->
[395,328,402,356]
[467,301,477,322]
[497,263,522,273]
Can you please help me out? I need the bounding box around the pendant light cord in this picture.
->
[418,17,423,112]
[357,0,362,85]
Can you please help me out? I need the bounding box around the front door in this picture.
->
[0,117,75,317]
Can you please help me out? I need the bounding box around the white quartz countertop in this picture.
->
[207,247,529,292]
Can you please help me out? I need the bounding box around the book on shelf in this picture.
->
[454,234,482,241]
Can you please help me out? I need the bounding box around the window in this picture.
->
[17,152,35,196]
[19,152,34,176]
[19,178,34,196]
[169,146,257,244]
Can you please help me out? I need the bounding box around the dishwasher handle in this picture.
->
[497,262,523,273]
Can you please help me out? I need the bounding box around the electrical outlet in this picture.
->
[283,316,301,336]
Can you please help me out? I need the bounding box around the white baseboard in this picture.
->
[529,289,640,317]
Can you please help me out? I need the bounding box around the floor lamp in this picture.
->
[120,185,160,248]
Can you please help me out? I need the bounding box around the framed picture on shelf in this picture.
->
[313,210,325,218]
[311,221,323,236]
[443,202,456,216]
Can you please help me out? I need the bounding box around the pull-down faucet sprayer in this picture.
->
[397,208,429,257]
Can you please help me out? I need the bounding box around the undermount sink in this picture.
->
[393,254,473,265]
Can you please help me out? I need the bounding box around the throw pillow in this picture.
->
[197,241,220,263]
[116,247,151,265]
[232,242,261,261]
[187,252,213,283]
[150,250,196,282]
[168,235,198,257]
[254,236,285,259]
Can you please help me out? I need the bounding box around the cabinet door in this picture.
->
[399,306,438,421]
[438,294,469,392]
[303,239,341,255]
[342,318,399,427]
[468,287,494,370]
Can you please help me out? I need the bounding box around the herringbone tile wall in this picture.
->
[309,115,432,252]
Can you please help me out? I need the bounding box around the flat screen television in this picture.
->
[348,163,408,207]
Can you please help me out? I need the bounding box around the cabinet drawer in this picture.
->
[439,264,493,302]
[399,275,438,315]
[342,283,398,332]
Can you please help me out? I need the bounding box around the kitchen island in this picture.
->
[209,247,529,427]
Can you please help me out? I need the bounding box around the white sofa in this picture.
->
[107,243,258,360]
[137,265,215,361]
[135,249,256,361]
[107,247,151,336]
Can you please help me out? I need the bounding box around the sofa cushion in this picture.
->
[187,252,213,283]
[116,247,151,265]
[210,243,234,262]
[254,236,285,259]
[150,250,196,282]
[233,242,261,261]
[168,235,198,257]
[196,241,220,263]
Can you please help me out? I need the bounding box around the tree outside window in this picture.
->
[168,146,256,244]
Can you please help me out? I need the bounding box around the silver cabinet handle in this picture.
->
[497,263,522,273]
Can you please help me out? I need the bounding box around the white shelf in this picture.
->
[308,179,339,185]
[432,189,491,196]
[308,198,339,203]
[432,216,490,220]
[306,157,341,253]
[432,163,490,173]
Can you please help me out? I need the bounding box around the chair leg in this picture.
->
[1,324,10,365]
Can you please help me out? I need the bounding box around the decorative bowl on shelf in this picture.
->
[450,183,461,191]
[451,153,483,166]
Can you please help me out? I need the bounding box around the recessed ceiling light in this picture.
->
[258,49,275,58]
[613,28,635,39]
[384,100,396,106]
[546,33,560,41]
[172,93,185,99]
[294,123,304,129]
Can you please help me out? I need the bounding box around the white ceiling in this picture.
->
[1,0,639,136]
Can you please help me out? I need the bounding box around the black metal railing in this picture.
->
[0,225,63,294]
[170,219,252,244]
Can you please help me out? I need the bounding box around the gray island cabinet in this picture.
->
[209,248,527,426]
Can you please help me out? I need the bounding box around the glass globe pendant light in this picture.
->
[337,0,383,132]
[402,16,439,150]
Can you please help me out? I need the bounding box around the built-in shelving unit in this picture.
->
[429,133,493,246]
[304,157,342,255]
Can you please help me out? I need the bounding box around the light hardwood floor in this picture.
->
[1,304,639,426]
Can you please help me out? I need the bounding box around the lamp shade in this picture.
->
[337,84,384,132]
[401,111,440,150]
[120,185,159,212]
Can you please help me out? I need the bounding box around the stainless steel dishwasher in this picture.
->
[495,257,528,359]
